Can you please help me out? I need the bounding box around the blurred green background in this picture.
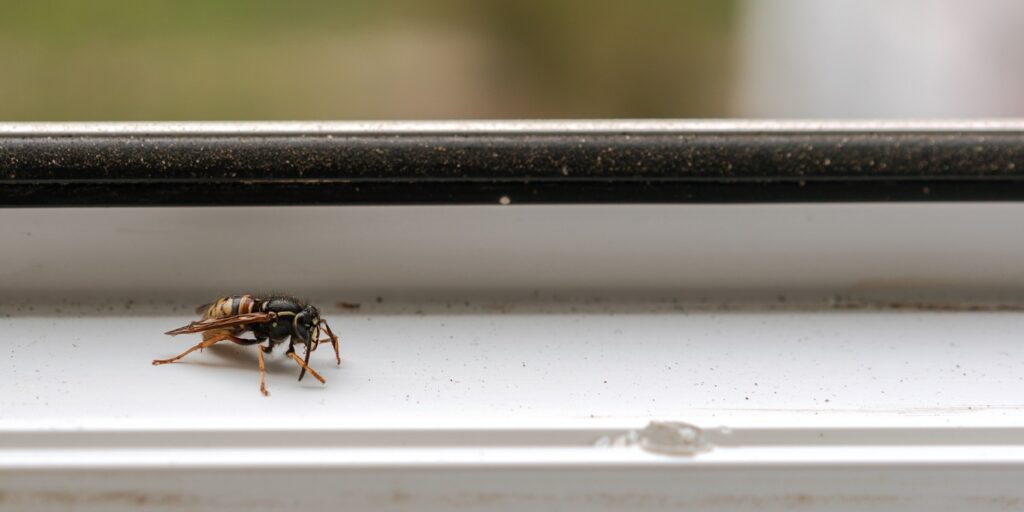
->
[0,0,737,120]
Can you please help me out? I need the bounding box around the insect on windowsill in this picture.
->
[153,295,341,396]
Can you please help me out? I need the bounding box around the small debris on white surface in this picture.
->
[595,421,711,456]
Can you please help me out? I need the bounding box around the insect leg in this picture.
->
[287,340,306,381]
[152,332,230,365]
[319,320,341,365]
[256,344,269,396]
[288,352,326,384]
[302,337,313,380]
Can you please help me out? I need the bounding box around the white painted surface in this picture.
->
[4,465,1024,512]
[3,204,1024,298]
[3,204,1024,510]
[1,307,1023,430]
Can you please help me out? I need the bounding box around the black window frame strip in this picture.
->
[2,121,1023,207]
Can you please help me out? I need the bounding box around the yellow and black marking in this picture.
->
[203,294,257,319]
[200,295,258,341]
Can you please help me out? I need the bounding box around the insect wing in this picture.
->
[165,312,274,336]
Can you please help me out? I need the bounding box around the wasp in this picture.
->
[153,295,341,396]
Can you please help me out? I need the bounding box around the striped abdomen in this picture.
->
[202,295,258,319]
[200,295,258,340]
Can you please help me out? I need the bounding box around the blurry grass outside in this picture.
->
[0,0,737,120]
